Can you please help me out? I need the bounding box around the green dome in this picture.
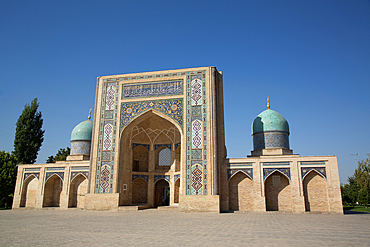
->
[252,109,289,134]
[71,120,93,141]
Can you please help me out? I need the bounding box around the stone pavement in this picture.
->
[1,209,369,246]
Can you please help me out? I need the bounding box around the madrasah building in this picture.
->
[12,67,343,213]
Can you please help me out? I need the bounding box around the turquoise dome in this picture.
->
[252,109,289,134]
[71,120,93,141]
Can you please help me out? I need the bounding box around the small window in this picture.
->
[272,175,281,187]
[158,148,171,166]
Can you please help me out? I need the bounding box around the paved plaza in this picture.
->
[1,209,369,246]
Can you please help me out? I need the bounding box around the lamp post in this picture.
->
[351,153,359,167]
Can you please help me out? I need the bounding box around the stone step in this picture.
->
[157,206,179,211]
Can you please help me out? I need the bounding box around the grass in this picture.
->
[343,205,370,213]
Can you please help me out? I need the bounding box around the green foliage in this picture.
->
[342,154,370,208]
[0,151,18,208]
[46,147,70,163]
[13,98,45,164]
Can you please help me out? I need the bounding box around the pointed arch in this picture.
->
[68,174,88,208]
[303,170,329,212]
[20,175,38,208]
[43,174,63,207]
[229,171,254,212]
[265,171,292,212]
[264,169,290,182]
[174,178,180,204]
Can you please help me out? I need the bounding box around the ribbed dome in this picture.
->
[70,120,93,141]
[252,109,289,135]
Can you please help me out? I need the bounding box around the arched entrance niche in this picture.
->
[265,171,292,212]
[68,174,88,208]
[154,179,170,207]
[229,171,254,211]
[132,178,148,204]
[43,174,63,207]
[20,175,38,208]
[174,178,180,204]
[118,110,182,206]
[303,170,329,212]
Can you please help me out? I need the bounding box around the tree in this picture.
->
[13,98,45,164]
[0,151,18,208]
[353,154,370,208]
[46,147,70,163]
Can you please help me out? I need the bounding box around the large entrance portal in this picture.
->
[118,110,181,207]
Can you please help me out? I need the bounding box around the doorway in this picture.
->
[154,179,170,207]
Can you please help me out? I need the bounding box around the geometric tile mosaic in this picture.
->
[70,171,89,181]
[45,172,64,181]
[121,99,183,131]
[301,167,326,179]
[263,168,291,180]
[133,143,150,151]
[154,175,170,184]
[227,168,253,181]
[132,174,149,182]
[24,172,39,181]
[253,132,289,150]
[191,149,202,160]
[186,72,207,196]
[155,144,171,150]
[174,174,180,181]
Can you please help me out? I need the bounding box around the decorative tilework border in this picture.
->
[227,168,253,181]
[133,143,150,150]
[155,144,171,150]
[263,162,290,166]
[70,171,89,182]
[25,168,40,172]
[186,72,207,195]
[301,161,325,166]
[301,167,326,179]
[122,80,183,99]
[45,172,64,181]
[95,81,119,194]
[46,167,65,171]
[174,174,180,181]
[120,99,183,131]
[24,173,39,181]
[132,174,149,182]
[263,168,290,180]
[154,175,170,184]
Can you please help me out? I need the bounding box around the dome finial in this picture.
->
[267,96,270,109]
[88,109,92,120]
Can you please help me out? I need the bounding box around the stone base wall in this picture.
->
[84,193,119,211]
[178,195,219,212]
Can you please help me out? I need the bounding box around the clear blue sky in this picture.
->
[1,0,369,184]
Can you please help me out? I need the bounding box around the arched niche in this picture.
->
[20,175,38,208]
[228,171,254,212]
[264,171,292,212]
[303,170,329,212]
[68,174,88,208]
[43,174,63,207]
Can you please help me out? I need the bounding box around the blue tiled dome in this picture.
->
[252,109,289,135]
[70,120,93,141]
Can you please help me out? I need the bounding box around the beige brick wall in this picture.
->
[265,172,292,212]
[303,171,329,212]
[229,172,254,211]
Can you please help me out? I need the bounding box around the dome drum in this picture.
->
[71,141,91,155]
[253,131,290,151]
